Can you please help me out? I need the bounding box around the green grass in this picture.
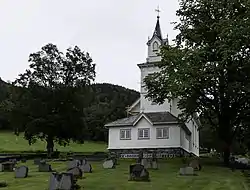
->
[0,159,247,190]
[0,132,107,153]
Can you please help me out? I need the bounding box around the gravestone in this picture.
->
[49,172,75,190]
[137,151,143,163]
[39,162,52,172]
[189,159,201,171]
[0,162,15,172]
[79,159,87,166]
[103,159,115,169]
[67,167,83,179]
[179,166,195,176]
[15,166,28,178]
[34,158,42,165]
[129,164,150,182]
[68,160,81,170]
[152,160,158,169]
[80,163,92,173]
[141,159,150,169]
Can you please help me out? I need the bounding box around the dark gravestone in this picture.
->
[49,172,75,190]
[79,159,87,166]
[80,163,92,173]
[39,162,52,172]
[103,159,115,169]
[189,160,201,171]
[0,162,15,172]
[67,167,83,179]
[137,151,143,163]
[34,158,42,165]
[15,166,28,178]
[129,164,150,182]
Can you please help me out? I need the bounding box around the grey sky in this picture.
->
[0,0,179,91]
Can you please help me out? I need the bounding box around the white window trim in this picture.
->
[138,128,150,140]
[156,127,169,139]
[120,129,131,140]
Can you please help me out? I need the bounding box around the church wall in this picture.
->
[130,102,140,113]
[108,118,181,150]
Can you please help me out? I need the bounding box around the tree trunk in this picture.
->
[46,136,54,158]
[223,144,231,166]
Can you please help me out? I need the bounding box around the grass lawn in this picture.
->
[0,159,247,190]
[0,132,107,153]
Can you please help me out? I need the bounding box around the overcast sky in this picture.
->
[0,0,179,91]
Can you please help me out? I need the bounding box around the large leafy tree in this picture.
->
[144,0,250,165]
[13,43,95,156]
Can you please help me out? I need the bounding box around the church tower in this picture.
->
[138,14,170,113]
[146,15,169,63]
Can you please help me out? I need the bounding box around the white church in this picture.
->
[105,15,200,158]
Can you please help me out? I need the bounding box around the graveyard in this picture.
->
[0,156,247,189]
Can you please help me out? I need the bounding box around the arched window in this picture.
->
[153,41,159,51]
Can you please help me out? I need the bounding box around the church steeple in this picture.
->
[152,16,162,41]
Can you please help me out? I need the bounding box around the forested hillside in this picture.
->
[0,80,139,141]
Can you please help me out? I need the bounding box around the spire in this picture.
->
[152,6,162,40]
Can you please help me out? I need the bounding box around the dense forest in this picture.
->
[0,78,139,142]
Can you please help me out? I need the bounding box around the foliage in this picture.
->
[144,0,250,164]
[10,43,96,155]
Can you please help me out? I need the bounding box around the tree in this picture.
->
[144,0,250,165]
[13,43,95,156]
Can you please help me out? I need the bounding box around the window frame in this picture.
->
[153,41,159,51]
[138,128,150,140]
[156,127,169,139]
[120,129,131,140]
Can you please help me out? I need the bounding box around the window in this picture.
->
[120,129,131,140]
[156,128,169,139]
[153,41,159,51]
[138,128,150,139]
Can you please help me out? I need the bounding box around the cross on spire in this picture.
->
[155,5,160,18]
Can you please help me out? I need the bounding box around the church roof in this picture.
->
[105,111,178,127]
[105,111,191,135]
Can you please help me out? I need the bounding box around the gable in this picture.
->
[133,114,153,126]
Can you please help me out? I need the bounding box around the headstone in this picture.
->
[49,172,74,190]
[141,158,149,168]
[152,161,158,169]
[1,162,15,172]
[189,159,201,171]
[129,164,150,182]
[15,166,28,178]
[39,162,52,172]
[79,163,92,173]
[179,166,195,176]
[68,160,81,170]
[137,151,143,163]
[103,159,115,169]
[67,167,83,179]
[34,158,42,165]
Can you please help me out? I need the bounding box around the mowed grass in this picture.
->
[0,132,107,153]
[0,159,247,190]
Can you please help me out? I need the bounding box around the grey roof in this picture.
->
[105,111,191,135]
[144,112,178,124]
[105,112,179,127]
